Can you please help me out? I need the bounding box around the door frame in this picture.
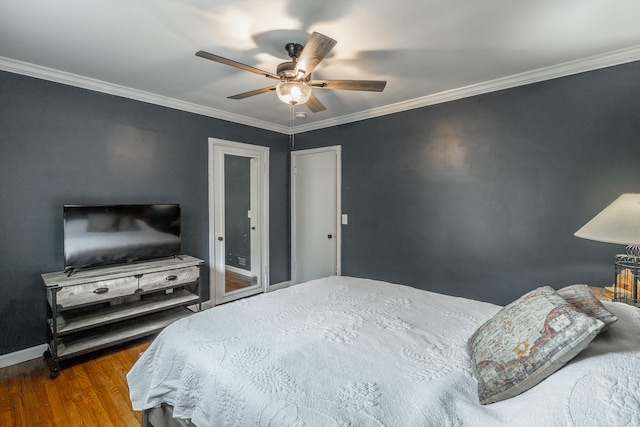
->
[207,138,269,306]
[291,145,342,285]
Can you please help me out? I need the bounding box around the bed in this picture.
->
[127,276,640,426]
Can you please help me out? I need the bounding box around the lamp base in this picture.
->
[614,254,640,307]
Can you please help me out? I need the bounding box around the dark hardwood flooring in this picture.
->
[0,337,154,427]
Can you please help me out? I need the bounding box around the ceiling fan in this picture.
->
[196,32,386,113]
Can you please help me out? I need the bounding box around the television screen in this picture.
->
[63,204,181,271]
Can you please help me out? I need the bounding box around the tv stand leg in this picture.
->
[43,349,60,379]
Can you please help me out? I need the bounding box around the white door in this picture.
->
[208,138,269,306]
[291,146,341,284]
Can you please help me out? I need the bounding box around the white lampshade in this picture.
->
[276,81,312,105]
[574,193,640,245]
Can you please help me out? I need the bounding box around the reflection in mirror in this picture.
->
[224,154,259,293]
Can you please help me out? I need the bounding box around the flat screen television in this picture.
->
[63,204,181,272]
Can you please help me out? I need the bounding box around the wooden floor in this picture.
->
[0,336,154,427]
[225,269,256,293]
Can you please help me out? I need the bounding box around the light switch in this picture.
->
[341,214,348,225]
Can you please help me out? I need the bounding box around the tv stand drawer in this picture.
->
[138,266,199,293]
[55,276,139,309]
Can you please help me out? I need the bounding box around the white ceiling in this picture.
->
[2,0,640,134]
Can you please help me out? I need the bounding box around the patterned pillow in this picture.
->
[557,284,617,331]
[467,286,604,405]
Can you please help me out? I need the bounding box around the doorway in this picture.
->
[208,138,269,305]
[291,145,341,284]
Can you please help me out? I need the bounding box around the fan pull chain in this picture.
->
[289,103,295,150]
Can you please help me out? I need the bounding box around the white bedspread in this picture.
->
[127,276,640,427]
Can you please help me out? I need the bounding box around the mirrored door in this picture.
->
[209,139,269,305]
[224,155,258,293]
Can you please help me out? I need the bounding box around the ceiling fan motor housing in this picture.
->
[277,61,311,81]
[277,61,297,79]
[279,43,308,80]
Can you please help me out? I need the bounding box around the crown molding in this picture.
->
[3,44,640,136]
[291,44,640,134]
[0,56,290,134]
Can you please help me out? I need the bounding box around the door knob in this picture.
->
[327,234,333,239]
[218,236,224,241]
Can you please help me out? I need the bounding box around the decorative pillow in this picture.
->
[467,286,604,405]
[557,284,617,331]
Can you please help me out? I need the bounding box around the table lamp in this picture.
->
[574,193,640,306]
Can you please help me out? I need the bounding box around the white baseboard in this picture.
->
[0,343,48,369]
[268,281,292,292]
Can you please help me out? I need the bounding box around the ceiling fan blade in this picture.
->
[228,86,276,100]
[305,93,326,113]
[294,32,337,78]
[310,79,387,92]
[196,51,280,80]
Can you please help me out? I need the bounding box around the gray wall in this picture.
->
[294,61,640,305]
[0,70,290,356]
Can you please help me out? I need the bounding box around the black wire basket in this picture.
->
[614,254,640,307]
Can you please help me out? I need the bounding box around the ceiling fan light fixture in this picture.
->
[196,32,384,114]
[276,81,312,105]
